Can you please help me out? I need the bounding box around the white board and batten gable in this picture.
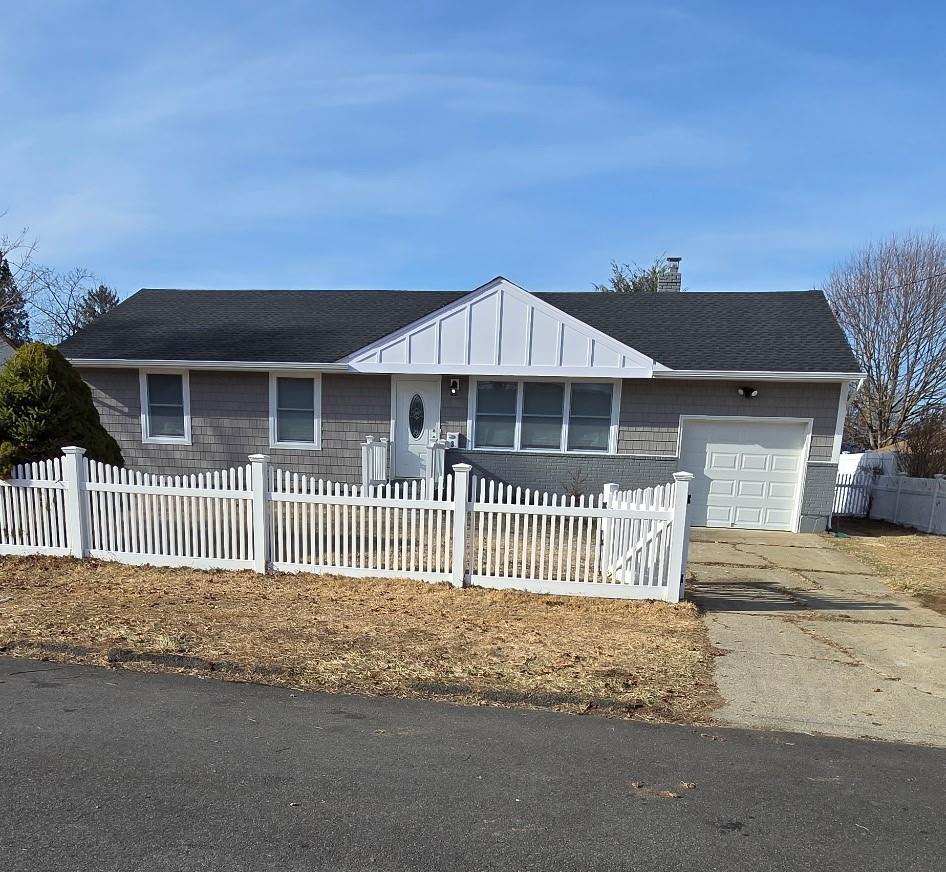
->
[344,278,661,378]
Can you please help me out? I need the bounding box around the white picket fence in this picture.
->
[467,478,686,596]
[0,458,70,555]
[270,471,457,583]
[833,470,946,535]
[0,447,694,601]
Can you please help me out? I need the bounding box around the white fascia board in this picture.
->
[653,369,866,382]
[343,276,662,376]
[67,358,350,372]
[354,363,654,378]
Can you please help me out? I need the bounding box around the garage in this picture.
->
[678,417,810,532]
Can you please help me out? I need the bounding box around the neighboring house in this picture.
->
[58,268,863,533]
[0,333,18,363]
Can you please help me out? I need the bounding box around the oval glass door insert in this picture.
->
[408,394,425,438]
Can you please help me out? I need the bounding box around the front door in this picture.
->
[393,378,442,478]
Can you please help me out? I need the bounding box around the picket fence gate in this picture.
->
[0,447,694,601]
[833,471,873,519]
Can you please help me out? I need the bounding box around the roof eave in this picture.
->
[66,358,352,372]
[653,369,865,382]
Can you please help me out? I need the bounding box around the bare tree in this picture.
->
[0,221,39,337]
[825,232,946,449]
[28,266,102,343]
[594,257,667,293]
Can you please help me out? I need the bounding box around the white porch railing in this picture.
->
[0,448,694,601]
[427,439,447,489]
[361,436,391,486]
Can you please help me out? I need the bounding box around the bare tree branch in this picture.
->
[28,266,99,343]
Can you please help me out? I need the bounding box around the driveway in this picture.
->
[1,657,944,871]
[688,528,946,746]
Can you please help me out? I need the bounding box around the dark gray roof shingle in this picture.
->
[58,287,859,373]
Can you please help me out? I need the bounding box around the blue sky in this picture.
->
[1,1,944,295]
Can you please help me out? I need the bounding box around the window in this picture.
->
[269,374,321,448]
[408,394,425,438]
[140,370,190,443]
[471,380,615,453]
[474,381,517,448]
[521,382,564,449]
[568,383,613,451]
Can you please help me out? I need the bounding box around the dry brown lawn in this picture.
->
[832,518,946,615]
[0,556,717,723]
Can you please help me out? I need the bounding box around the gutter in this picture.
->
[66,359,867,384]
[652,370,866,383]
[66,358,352,372]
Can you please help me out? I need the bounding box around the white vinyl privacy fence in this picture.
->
[0,447,694,601]
[833,471,946,535]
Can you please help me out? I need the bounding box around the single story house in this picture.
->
[58,267,862,533]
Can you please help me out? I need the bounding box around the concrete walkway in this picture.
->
[688,528,946,746]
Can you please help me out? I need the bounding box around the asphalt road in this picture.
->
[0,657,943,871]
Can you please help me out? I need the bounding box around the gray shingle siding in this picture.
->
[616,380,839,462]
[80,368,391,480]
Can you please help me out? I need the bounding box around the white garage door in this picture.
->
[679,419,808,532]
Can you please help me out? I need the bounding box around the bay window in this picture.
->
[472,380,616,453]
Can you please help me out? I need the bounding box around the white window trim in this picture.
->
[466,378,620,455]
[139,369,192,445]
[269,372,322,450]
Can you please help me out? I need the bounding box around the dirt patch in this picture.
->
[0,556,717,723]
[831,519,946,615]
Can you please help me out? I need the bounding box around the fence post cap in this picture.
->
[673,471,695,481]
[935,474,946,480]
[248,453,270,462]
[451,462,472,472]
[897,471,909,477]
[364,434,375,443]
[61,446,87,456]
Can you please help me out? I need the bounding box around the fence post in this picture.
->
[361,435,374,487]
[666,472,694,604]
[61,446,88,558]
[894,471,908,524]
[249,454,270,574]
[450,463,471,588]
[930,475,945,533]
[601,483,619,573]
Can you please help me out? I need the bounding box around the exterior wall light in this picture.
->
[449,378,460,396]
[737,386,759,398]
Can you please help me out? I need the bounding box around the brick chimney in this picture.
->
[657,256,682,293]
